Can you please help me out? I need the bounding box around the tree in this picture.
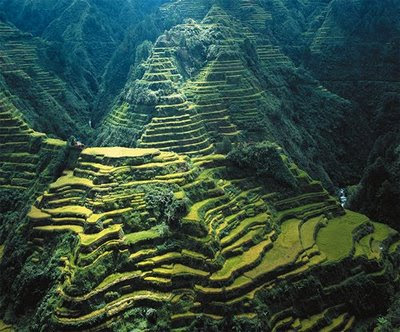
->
[227,142,298,190]
[143,185,188,229]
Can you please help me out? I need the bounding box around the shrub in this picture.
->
[0,189,26,241]
[0,189,24,214]
[376,316,392,332]
[105,291,120,302]
[124,211,143,233]
[227,142,298,190]
[215,137,233,154]
[142,185,188,229]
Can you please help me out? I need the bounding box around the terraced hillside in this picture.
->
[0,0,174,121]
[0,90,68,195]
[0,89,73,320]
[161,0,211,22]
[0,0,399,331]
[136,44,213,156]
[98,5,256,151]
[97,5,289,146]
[23,145,399,330]
[97,23,214,156]
[0,20,88,138]
[182,6,270,140]
[185,51,264,136]
[305,0,400,110]
[0,22,65,97]
[239,0,272,32]
[97,4,367,189]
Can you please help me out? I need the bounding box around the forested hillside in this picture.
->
[0,0,399,331]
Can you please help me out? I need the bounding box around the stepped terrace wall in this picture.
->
[0,91,69,195]
[23,146,399,331]
[97,23,215,156]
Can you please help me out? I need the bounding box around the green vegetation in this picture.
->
[349,99,400,231]
[142,184,189,229]
[0,143,393,331]
[316,211,367,261]
[227,141,298,190]
[0,0,399,331]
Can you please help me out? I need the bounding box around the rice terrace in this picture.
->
[0,0,399,331]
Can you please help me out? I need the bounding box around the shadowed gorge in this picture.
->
[0,0,399,331]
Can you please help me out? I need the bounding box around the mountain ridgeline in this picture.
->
[0,0,399,331]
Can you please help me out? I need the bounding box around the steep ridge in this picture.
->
[22,145,399,331]
[97,23,214,156]
[97,5,247,148]
[306,0,400,133]
[260,0,400,130]
[184,55,241,141]
[0,0,147,79]
[182,6,259,140]
[181,5,294,138]
[0,22,65,98]
[300,0,400,221]
[349,112,400,231]
[136,44,213,156]
[97,5,366,188]
[0,20,89,139]
[0,88,73,313]
[305,0,400,80]
[97,5,265,150]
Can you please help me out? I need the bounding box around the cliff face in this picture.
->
[0,0,399,331]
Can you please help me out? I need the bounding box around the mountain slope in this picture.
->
[0,0,399,331]
[0,0,173,129]
[2,144,396,331]
[0,20,90,138]
[96,4,368,188]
